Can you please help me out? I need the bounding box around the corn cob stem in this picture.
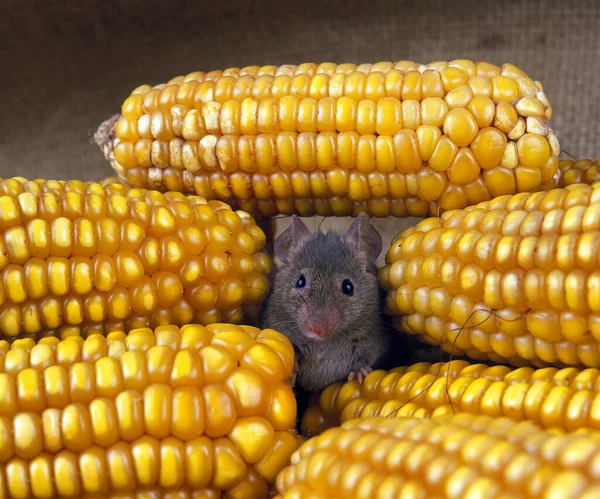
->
[0,178,271,339]
[97,60,559,218]
[0,324,300,498]
[278,413,600,498]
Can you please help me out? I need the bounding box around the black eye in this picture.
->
[296,275,306,289]
[342,279,354,296]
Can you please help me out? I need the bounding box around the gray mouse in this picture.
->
[261,213,389,392]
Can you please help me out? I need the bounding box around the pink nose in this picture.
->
[307,324,324,336]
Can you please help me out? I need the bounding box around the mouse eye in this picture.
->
[296,274,307,289]
[341,279,354,296]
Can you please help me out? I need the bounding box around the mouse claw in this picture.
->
[286,358,300,387]
[348,367,373,384]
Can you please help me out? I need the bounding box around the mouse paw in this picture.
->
[348,367,373,384]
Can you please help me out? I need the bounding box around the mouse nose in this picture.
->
[307,324,324,336]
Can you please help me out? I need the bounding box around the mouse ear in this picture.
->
[344,213,382,265]
[274,215,311,264]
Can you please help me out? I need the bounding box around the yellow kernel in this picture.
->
[429,137,458,172]
[517,133,551,168]
[336,97,357,133]
[144,384,173,439]
[226,368,268,417]
[471,128,508,169]
[492,75,520,102]
[421,97,448,127]
[440,66,468,92]
[443,108,479,147]
[445,84,473,109]
[376,98,403,135]
[61,403,93,453]
[172,386,205,441]
[14,412,43,459]
[495,102,519,133]
[5,227,30,264]
[213,437,248,489]
[229,417,274,463]
[202,384,237,438]
[401,70,422,100]
[394,130,422,173]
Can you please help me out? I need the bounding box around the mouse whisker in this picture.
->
[267,320,303,329]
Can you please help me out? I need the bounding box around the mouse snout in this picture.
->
[299,306,340,340]
[306,324,324,336]
[304,320,331,339]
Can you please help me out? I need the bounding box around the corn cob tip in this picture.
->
[94,114,120,161]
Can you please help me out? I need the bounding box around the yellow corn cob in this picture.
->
[301,360,600,436]
[277,413,600,499]
[0,178,270,339]
[97,60,559,218]
[0,323,300,498]
[539,158,600,190]
[379,181,600,368]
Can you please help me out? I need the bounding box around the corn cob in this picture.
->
[539,158,600,190]
[0,178,270,339]
[277,413,600,499]
[379,181,600,367]
[301,360,600,436]
[0,323,300,498]
[96,60,559,218]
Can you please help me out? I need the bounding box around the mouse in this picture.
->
[260,213,390,392]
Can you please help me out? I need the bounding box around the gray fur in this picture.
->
[261,214,388,391]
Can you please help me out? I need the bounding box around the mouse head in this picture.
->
[272,213,382,342]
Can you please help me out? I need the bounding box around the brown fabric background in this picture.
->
[1,0,598,253]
